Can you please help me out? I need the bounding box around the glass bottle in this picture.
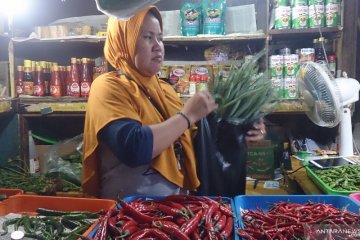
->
[314,37,327,66]
[65,65,71,96]
[50,65,62,97]
[33,65,45,96]
[198,75,208,92]
[23,59,34,95]
[40,61,50,96]
[80,58,92,98]
[188,74,196,96]
[16,65,24,97]
[68,57,80,97]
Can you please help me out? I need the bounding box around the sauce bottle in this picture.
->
[68,57,80,97]
[314,37,327,66]
[23,60,34,95]
[33,65,45,96]
[40,61,50,96]
[188,74,196,96]
[80,58,92,98]
[50,65,62,97]
[16,65,24,97]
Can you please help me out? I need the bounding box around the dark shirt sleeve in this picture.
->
[98,118,153,168]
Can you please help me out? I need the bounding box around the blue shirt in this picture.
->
[99,118,153,168]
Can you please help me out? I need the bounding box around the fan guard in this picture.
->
[298,62,342,128]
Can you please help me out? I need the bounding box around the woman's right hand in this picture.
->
[182,90,218,124]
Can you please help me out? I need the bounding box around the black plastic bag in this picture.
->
[194,114,253,197]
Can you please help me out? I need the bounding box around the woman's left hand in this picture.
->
[246,118,266,142]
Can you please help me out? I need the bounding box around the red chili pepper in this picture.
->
[213,210,222,222]
[180,209,203,236]
[118,225,140,238]
[94,209,117,240]
[162,201,187,211]
[191,230,202,240]
[203,197,233,217]
[126,228,171,240]
[213,214,227,233]
[156,203,189,219]
[237,229,257,240]
[220,215,233,240]
[117,198,171,223]
[120,219,138,232]
[152,220,190,240]
[175,216,187,226]
[161,194,204,203]
[205,203,218,232]
[108,216,122,236]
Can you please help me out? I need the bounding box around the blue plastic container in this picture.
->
[89,195,240,240]
[234,194,360,238]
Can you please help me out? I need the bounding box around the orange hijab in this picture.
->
[82,6,199,197]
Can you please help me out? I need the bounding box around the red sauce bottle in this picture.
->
[33,65,45,96]
[50,65,62,97]
[16,65,24,97]
[68,57,80,97]
[80,58,92,98]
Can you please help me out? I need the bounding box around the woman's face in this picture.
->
[134,13,164,77]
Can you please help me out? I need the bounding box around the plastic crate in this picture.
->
[234,195,360,239]
[305,165,359,195]
[0,195,116,237]
[349,193,360,203]
[88,195,240,240]
[0,188,24,199]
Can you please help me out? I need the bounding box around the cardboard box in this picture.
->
[247,141,275,180]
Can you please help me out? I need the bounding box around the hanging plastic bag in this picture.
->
[43,134,83,186]
[194,113,253,197]
[95,0,160,19]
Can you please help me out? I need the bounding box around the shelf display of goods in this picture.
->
[273,0,341,30]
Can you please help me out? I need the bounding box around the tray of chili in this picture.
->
[305,164,360,195]
[0,188,24,200]
[234,195,360,239]
[87,194,240,240]
[0,195,116,238]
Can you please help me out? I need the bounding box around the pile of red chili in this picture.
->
[237,201,360,240]
[90,194,235,240]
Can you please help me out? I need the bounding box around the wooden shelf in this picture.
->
[18,97,87,114]
[269,27,342,40]
[163,33,267,45]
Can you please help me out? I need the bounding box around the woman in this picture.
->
[82,6,265,199]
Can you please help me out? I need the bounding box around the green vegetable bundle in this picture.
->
[212,51,276,122]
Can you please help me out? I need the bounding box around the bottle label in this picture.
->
[50,85,62,97]
[16,85,23,95]
[33,85,45,96]
[81,82,91,97]
[69,82,80,96]
[23,82,34,95]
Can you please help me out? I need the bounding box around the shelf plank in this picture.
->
[11,33,267,45]
[269,27,342,39]
[18,97,87,113]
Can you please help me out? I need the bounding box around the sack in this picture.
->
[194,114,253,197]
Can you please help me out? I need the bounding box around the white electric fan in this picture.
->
[298,62,360,157]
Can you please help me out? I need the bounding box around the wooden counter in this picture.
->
[244,157,324,195]
[285,157,323,194]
